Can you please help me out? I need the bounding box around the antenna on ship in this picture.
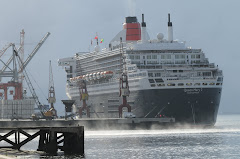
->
[168,13,173,42]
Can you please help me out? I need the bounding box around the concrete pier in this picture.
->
[0,117,175,130]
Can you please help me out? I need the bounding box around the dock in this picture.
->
[0,117,175,130]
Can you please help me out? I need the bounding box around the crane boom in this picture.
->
[19,32,50,72]
[48,60,56,104]
[0,43,13,58]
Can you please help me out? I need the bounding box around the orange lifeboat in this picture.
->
[85,74,89,81]
[77,76,83,81]
[104,71,113,78]
[100,72,104,78]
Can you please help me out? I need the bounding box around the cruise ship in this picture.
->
[58,14,223,125]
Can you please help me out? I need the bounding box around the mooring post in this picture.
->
[63,127,84,155]
[46,129,58,154]
[37,130,47,151]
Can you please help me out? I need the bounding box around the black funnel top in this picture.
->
[142,14,146,27]
[168,13,172,26]
[125,16,138,23]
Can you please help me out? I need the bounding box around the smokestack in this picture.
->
[123,16,141,41]
[168,13,173,42]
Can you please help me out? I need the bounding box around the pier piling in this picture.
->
[0,126,84,155]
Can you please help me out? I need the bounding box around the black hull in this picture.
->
[72,88,222,126]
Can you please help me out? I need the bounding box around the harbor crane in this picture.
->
[118,37,132,118]
[47,60,57,118]
[78,79,90,118]
[70,77,90,118]
[0,31,53,120]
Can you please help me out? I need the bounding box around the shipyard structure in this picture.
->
[59,14,223,126]
[0,30,50,119]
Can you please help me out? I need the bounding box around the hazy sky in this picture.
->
[0,0,239,115]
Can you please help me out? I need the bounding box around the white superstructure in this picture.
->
[58,14,223,122]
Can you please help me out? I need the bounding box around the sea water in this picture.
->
[0,114,240,159]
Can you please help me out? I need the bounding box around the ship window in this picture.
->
[179,70,183,73]
[175,60,186,64]
[197,72,202,76]
[194,83,201,86]
[209,83,215,85]
[108,100,119,103]
[147,61,158,64]
[202,83,208,85]
[155,73,161,77]
[191,60,201,64]
[155,78,164,83]
[186,83,192,86]
[147,55,151,59]
[151,84,156,87]
[166,55,171,59]
[152,55,157,59]
[203,72,211,76]
[148,73,153,77]
[175,55,185,59]
[167,83,175,86]
[157,84,165,87]
[217,77,223,81]
[196,55,201,58]
[135,55,140,59]
[191,55,195,59]
[148,79,155,83]
[178,83,184,86]
[216,83,220,85]
[173,70,178,73]
[129,55,134,59]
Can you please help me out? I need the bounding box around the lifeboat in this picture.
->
[100,72,104,78]
[104,71,113,78]
[77,76,83,81]
[93,73,97,80]
[85,74,89,81]
[96,72,101,79]
[89,73,93,80]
